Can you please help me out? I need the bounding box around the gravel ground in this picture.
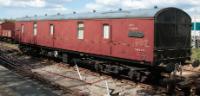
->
[0,65,65,96]
[32,64,167,96]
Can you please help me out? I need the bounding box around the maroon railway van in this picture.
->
[15,7,191,72]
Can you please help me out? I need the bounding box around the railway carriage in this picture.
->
[0,21,15,42]
[15,7,192,78]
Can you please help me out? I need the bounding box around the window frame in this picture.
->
[103,24,110,39]
[33,22,37,36]
[21,24,24,34]
[77,22,84,40]
[50,24,55,36]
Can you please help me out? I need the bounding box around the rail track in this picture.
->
[0,50,78,95]
[0,41,200,95]
[0,49,154,96]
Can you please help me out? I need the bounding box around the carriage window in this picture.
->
[21,24,24,33]
[77,22,84,39]
[103,24,110,39]
[33,23,37,36]
[50,24,54,35]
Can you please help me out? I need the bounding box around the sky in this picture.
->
[0,0,199,19]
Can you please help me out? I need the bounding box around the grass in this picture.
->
[192,48,200,61]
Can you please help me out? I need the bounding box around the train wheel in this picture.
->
[128,69,141,82]
[62,53,69,64]
[94,63,101,73]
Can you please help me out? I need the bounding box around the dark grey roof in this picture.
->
[16,8,162,21]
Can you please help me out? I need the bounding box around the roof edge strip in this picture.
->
[17,8,179,21]
[154,7,191,20]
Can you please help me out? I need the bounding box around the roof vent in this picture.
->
[154,6,158,9]
[73,11,76,14]
[57,13,61,15]
[119,8,122,11]
[93,10,96,13]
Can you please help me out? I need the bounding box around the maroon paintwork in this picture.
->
[15,18,154,64]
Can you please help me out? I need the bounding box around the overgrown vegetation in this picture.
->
[192,48,200,60]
